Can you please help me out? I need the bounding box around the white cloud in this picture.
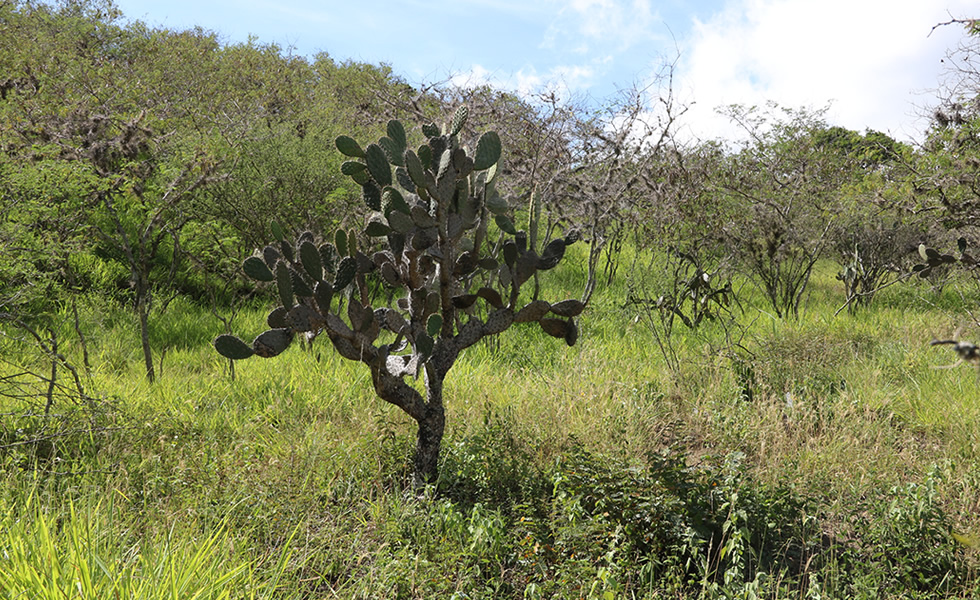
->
[450,65,496,89]
[674,0,978,143]
[449,62,598,102]
[552,64,597,88]
[543,0,664,53]
[514,69,546,96]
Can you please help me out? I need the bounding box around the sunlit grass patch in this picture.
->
[0,493,296,599]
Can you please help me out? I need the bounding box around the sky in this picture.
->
[112,0,978,143]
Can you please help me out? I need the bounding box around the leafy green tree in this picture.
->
[2,1,395,374]
[0,1,228,381]
[810,127,923,311]
[201,120,359,251]
[191,50,422,293]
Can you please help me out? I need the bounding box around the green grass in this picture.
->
[0,486,297,599]
[4,257,980,597]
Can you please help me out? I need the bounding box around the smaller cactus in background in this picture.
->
[214,107,583,486]
[911,238,973,279]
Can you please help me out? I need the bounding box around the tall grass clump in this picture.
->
[0,493,298,599]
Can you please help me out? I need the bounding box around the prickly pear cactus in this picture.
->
[213,107,583,485]
[911,238,969,279]
[215,109,581,366]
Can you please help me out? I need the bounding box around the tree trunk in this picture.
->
[44,328,57,416]
[583,228,605,304]
[413,369,446,487]
[138,297,155,383]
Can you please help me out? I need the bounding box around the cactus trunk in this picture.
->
[369,355,448,487]
[414,371,446,487]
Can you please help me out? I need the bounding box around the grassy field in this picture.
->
[3,255,980,598]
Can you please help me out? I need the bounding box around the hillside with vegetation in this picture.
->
[3,2,980,598]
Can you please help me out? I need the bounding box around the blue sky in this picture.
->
[113,0,977,142]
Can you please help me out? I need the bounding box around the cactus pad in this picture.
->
[453,252,478,277]
[415,332,434,356]
[539,318,570,340]
[335,229,348,257]
[379,136,405,166]
[276,261,294,308]
[267,306,288,328]
[549,299,586,318]
[514,252,538,288]
[270,221,285,242]
[318,243,336,275]
[290,268,313,298]
[214,334,254,360]
[473,131,501,170]
[451,294,479,309]
[386,210,414,234]
[484,309,514,335]
[251,328,294,358]
[341,160,368,177]
[436,147,453,181]
[411,227,438,251]
[564,319,579,346]
[333,256,357,291]
[405,150,426,188]
[396,167,415,192]
[287,304,321,332]
[486,191,508,215]
[262,245,280,269]
[918,244,938,261]
[538,239,566,270]
[314,281,333,311]
[365,218,391,237]
[410,204,436,228]
[341,300,364,331]
[380,308,409,335]
[387,119,407,148]
[515,300,551,323]
[299,240,322,281]
[336,135,365,158]
[380,262,400,286]
[418,144,433,171]
[382,187,410,215]
[495,214,518,235]
[279,239,294,262]
[426,314,442,337]
[347,228,358,256]
[478,257,498,270]
[450,105,468,136]
[477,287,504,309]
[243,256,274,282]
[364,144,392,187]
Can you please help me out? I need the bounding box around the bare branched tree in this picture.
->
[553,60,690,302]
